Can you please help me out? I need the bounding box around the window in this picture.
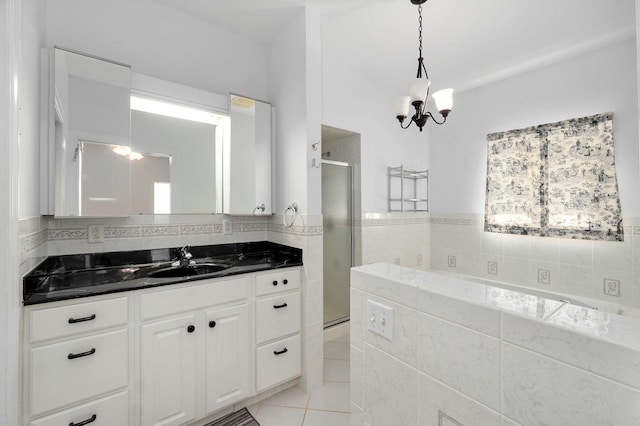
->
[484,112,623,241]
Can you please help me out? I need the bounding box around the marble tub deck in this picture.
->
[350,263,640,426]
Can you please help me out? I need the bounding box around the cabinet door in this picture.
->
[205,304,250,413]
[141,314,198,426]
[224,95,272,215]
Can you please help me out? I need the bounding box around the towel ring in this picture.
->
[284,203,298,228]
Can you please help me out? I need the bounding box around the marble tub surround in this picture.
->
[350,263,640,426]
[23,241,302,305]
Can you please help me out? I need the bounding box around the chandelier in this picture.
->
[395,0,453,132]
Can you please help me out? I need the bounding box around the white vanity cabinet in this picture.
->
[23,296,131,426]
[138,276,251,426]
[254,269,301,391]
[22,266,302,426]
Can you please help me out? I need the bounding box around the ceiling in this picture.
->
[152,0,636,94]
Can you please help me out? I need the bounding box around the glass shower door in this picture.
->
[322,161,352,327]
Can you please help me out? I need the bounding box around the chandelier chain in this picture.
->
[418,5,423,58]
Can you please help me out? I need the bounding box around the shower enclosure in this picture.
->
[322,160,353,327]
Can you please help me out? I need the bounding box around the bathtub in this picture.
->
[350,263,640,426]
[458,274,640,318]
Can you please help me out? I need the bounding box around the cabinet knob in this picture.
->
[209,320,216,328]
[187,325,195,333]
[272,280,278,286]
[283,279,288,285]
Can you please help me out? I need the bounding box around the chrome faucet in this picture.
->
[174,245,194,268]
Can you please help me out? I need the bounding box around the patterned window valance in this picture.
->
[484,112,623,241]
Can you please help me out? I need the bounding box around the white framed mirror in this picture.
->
[53,47,131,217]
[224,94,273,215]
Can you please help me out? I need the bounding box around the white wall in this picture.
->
[267,10,310,214]
[44,0,268,100]
[19,0,44,218]
[321,29,430,214]
[429,37,639,216]
[427,37,640,308]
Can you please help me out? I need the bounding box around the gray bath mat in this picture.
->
[205,407,260,426]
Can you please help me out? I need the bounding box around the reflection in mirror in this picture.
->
[78,141,132,216]
[130,96,227,214]
[53,47,131,217]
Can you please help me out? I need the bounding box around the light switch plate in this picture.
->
[88,225,104,243]
[367,299,394,341]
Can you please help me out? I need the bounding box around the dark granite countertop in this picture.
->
[23,241,302,305]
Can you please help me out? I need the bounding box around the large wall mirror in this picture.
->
[129,95,226,214]
[51,48,271,217]
[53,47,131,217]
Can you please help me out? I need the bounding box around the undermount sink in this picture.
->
[147,263,229,279]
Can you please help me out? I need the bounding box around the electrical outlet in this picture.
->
[604,279,620,297]
[448,255,456,268]
[488,261,498,275]
[393,258,400,265]
[538,269,551,285]
[88,225,104,243]
[223,219,232,235]
[367,299,394,341]
[417,254,423,266]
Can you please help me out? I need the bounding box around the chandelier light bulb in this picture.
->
[409,78,431,104]
[432,88,454,116]
[395,96,411,118]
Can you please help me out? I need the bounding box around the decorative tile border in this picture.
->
[269,223,323,236]
[104,226,142,239]
[360,216,430,227]
[179,224,214,235]
[430,217,484,227]
[48,228,87,240]
[20,229,47,258]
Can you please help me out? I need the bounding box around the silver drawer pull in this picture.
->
[67,348,96,360]
[68,314,96,324]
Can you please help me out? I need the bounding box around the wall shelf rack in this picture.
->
[388,166,429,212]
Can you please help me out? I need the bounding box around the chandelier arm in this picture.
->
[399,119,414,129]
[426,111,447,125]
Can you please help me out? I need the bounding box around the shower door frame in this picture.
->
[321,159,354,328]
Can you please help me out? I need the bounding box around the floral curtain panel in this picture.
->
[484,112,623,241]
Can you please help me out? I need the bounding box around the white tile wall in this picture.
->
[351,264,640,426]
[503,344,640,425]
[431,214,640,308]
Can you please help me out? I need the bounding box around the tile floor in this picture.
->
[248,333,350,426]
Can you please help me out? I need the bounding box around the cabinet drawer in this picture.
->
[256,334,301,391]
[31,390,128,426]
[255,268,300,296]
[30,297,128,343]
[256,292,300,344]
[30,329,128,416]
[140,276,249,320]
